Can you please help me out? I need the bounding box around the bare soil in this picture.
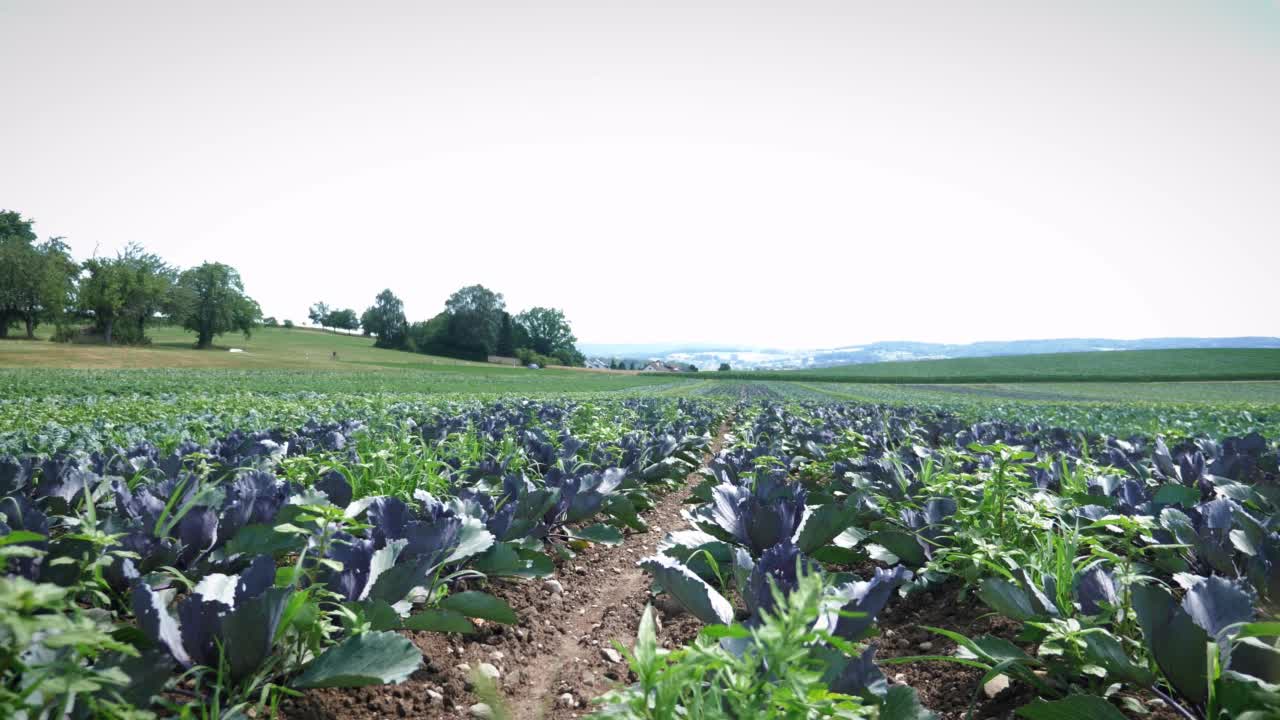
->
[284,420,731,720]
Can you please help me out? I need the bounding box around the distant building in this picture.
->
[642,360,687,372]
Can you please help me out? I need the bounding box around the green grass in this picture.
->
[0,325,684,398]
[706,348,1280,384]
[1,325,508,370]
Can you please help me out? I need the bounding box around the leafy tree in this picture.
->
[0,212,76,339]
[551,346,585,367]
[78,257,126,345]
[171,262,262,348]
[406,312,453,355]
[515,307,578,356]
[31,238,79,337]
[283,319,294,329]
[444,284,505,356]
[325,308,359,333]
[718,362,731,372]
[495,311,517,357]
[308,302,331,331]
[77,245,173,345]
[262,316,279,327]
[361,290,408,348]
[0,211,38,337]
[120,246,175,340]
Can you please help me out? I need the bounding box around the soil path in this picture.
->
[510,416,731,719]
[288,417,732,720]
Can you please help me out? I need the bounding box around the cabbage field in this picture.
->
[2,374,1278,719]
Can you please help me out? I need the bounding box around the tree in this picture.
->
[361,290,408,348]
[406,312,452,355]
[78,244,174,345]
[120,246,175,340]
[283,319,294,329]
[718,362,731,372]
[495,311,517,357]
[325,308,359,333]
[26,238,78,339]
[262,316,279,327]
[551,346,585,367]
[78,257,126,345]
[308,302,331,331]
[444,284,505,356]
[515,307,578,356]
[171,262,261,348]
[0,211,42,338]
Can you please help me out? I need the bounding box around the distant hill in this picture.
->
[713,348,1280,384]
[582,337,1280,371]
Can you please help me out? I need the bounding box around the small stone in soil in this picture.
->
[983,674,1010,699]
[544,579,564,594]
[601,647,624,664]
[557,693,578,709]
[470,702,494,719]
[478,663,501,681]
[917,641,933,651]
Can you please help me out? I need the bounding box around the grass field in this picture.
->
[0,326,684,396]
[0,325,504,370]
[707,348,1280,383]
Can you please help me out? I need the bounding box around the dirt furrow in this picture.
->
[513,420,731,719]
[289,419,731,720]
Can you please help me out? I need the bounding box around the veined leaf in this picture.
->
[292,631,421,689]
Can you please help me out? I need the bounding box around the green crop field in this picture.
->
[6,329,1280,720]
[778,379,1280,436]
[704,348,1280,383]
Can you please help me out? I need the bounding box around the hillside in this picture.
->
[713,348,1280,383]
[0,326,686,395]
[0,325,493,370]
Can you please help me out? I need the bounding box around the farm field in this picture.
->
[710,348,1280,383]
[2,343,1278,720]
[789,380,1280,437]
[7,2,1278,718]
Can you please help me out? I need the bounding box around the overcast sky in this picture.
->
[2,1,1277,348]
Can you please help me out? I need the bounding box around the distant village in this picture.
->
[583,358,701,372]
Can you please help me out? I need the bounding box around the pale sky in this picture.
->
[2,1,1277,348]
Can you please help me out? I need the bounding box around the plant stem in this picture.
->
[1149,685,1200,720]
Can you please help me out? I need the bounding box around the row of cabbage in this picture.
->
[0,397,723,718]
[620,401,1279,719]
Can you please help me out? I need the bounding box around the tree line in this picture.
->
[2,210,586,364]
[0,211,260,347]
[313,286,585,366]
